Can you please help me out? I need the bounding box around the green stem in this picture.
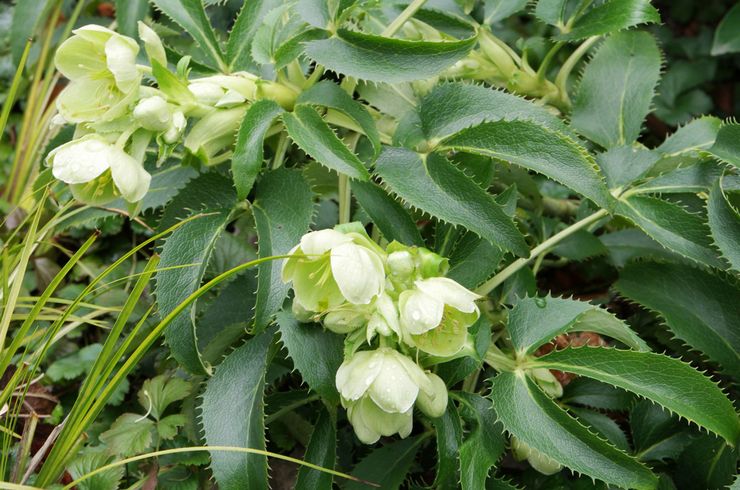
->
[475,208,609,295]
[338,175,351,224]
[264,394,320,425]
[553,36,600,108]
[382,0,428,37]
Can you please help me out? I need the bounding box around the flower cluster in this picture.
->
[282,224,481,443]
[47,23,296,207]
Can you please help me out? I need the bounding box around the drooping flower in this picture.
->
[511,437,562,475]
[336,348,445,443]
[46,135,150,203]
[398,277,480,356]
[281,229,386,314]
[54,25,141,123]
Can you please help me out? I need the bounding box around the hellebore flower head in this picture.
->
[399,277,480,356]
[281,229,386,313]
[54,25,141,123]
[46,135,150,203]
[336,348,443,443]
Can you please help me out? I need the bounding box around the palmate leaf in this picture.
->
[507,295,648,355]
[303,29,476,83]
[571,31,661,149]
[253,169,314,329]
[374,147,528,256]
[200,327,276,489]
[531,347,740,444]
[707,175,740,270]
[441,119,611,208]
[557,0,660,41]
[615,261,740,380]
[490,371,657,489]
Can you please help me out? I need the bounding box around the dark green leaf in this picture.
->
[656,116,722,158]
[632,161,723,195]
[137,375,191,420]
[614,195,723,268]
[374,148,528,256]
[253,169,314,329]
[534,0,581,27]
[345,436,424,490]
[457,393,506,490]
[151,0,225,70]
[507,295,648,354]
[201,328,275,489]
[115,0,149,38]
[352,180,423,246]
[562,377,634,411]
[630,401,693,462]
[298,80,381,156]
[674,434,738,489]
[490,371,657,489]
[711,3,740,55]
[615,261,740,379]
[303,29,476,83]
[226,0,277,71]
[419,82,574,141]
[276,310,343,405]
[533,347,740,444]
[595,144,658,190]
[570,407,629,451]
[295,407,336,490]
[708,175,740,271]
[571,31,661,149]
[706,123,740,169]
[433,401,463,489]
[283,105,370,180]
[442,120,610,208]
[599,228,685,267]
[232,100,284,200]
[558,0,660,41]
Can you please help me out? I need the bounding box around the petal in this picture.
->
[399,289,444,335]
[415,277,480,313]
[55,78,122,123]
[300,229,352,256]
[360,397,413,439]
[291,259,344,312]
[280,245,301,283]
[330,243,385,304]
[368,351,419,413]
[138,21,167,66]
[347,400,380,444]
[104,35,140,93]
[415,373,448,418]
[54,35,106,80]
[108,148,151,202]
[335,350,381,401]
[48,137,111,184]
[375,292,401,336]
[73,24,117,43]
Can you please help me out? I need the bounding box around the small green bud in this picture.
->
[133,96,171,132]
[387,251,415,279]
[416,372,448,418]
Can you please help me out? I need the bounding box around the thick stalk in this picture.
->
[476,208,609,295]
[553,36,600,108]
[382,0,428,37]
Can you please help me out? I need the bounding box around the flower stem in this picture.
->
[475,208,609,295]
[553,36,600,108]
[382,0,427,37]
[338,175,351,224]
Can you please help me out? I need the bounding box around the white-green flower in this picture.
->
[46,135,150,203]
[415,372,448,418]
[133,96,171,132]
[336,348,435,444]
[511,437,562,475]
[54,25,141,123]
[282,229,386,313]
[399,277,480,356]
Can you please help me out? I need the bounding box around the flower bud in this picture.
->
[324,308,368,334]
[163,111,186,144]
[133,96,171,132]
[387,251,415,279]
[511,437,562,475]
[415,372,448,418]
[188,82,226,106]
[531,368,563,398]
[366,293,401,341]
[418,248,449,277]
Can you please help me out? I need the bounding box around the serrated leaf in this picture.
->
[253,169,314,329]
[345,436,424,490]
[532,347,740,444]
[595,144,659,190]
[276,309,343,405]
[674,434,738,489]
[115,0,149,38]
[295,407,336,490]
[507,296,648,354]
[711,3,740,55]
[534,0,581,27]
[562,377,634,411]
[570,407,630,451]
[657,116,722,157]
[100,414,155,457]
[201,327,275,489]
[706,123,740,169]
[707,176,740,271]
[442,120,610,208]
[283,105,370,180]
[231,100,284,200]
[484,0,529,23]
[599,228,685,267]
[374,148,528,256]
[630,400,693,462]
[490,371,657,489]
[614,194,723,269]
[557,0,660,41]
[457,393,506,490]
[303,29,476,83]
[433,401,463,489]
[137,374,191,420]
[419,82,574,141]
[571,31,661,149]
[298,80,381,156]
[157,413,187,440]
[632,161,723,195]
[352,180,423,246]
[68,451,123,490]
[158,209,233,374]
[158,172,235,231]
[226,0,277,71]
[150,0,225,71]
[615,261,740,379]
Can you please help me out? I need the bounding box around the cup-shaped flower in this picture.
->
[54,25,141,123]
[282,229,385,314]
[511,437,562,475]
[46,135,150,203]
[399,277,480,356]
[336,348,434,444]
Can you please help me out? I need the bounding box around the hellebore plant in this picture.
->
[23,1,740,489]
